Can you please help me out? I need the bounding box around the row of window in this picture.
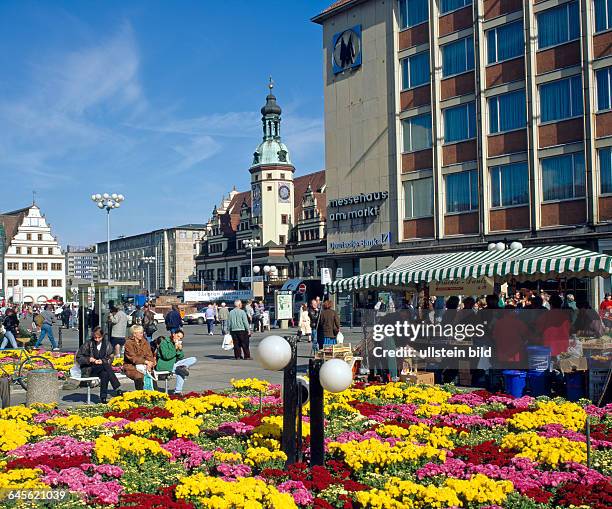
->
[400,72,592,150]
[6,279,63,288]
[401,0,612,52]
[14,246,57,255]
[24,233,44,241]
[403,149,612,219]
[6,262,63,271]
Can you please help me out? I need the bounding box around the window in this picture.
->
[402,113,432,152]
[401,51,430,89]
[37,247,43,255]
[595,0,612,32]
[27,247,32,255]
[22,279,34,287]
[22,262,33,271]
[280,173,285,179]
[490,162,529,207]
[47,248,53,255]
[7,280,19,287]
[16,247,21,254]
[51,263,63,271]
[489,89,527,134]
[442,37,474,77]
[179,231,187,239]
[404,177,434,219]
[443,102,476,143]
[541,152,585,201]
[51,279,62,287]
[267,186,272,191]
[7,262,18,270]
[599,147,612,194]
[37,263,48,271]
[267,173,272,179]
[281,214,288,224]
[539,76,583,123]
[537,1,580,49]
[26,234,31,240]
[229,267,238,281]
[37,234,43,241]
[597,67,612,111]
[37,280,48,287]
[487,20,524,64]
[279,235,286,245]
[399,0,428,29]
[217,269,225,281]
[440,0,471,14]
[446,170,479,212]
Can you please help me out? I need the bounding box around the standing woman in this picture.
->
[298,303,311,342]
[316,300,340,349]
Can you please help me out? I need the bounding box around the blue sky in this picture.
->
[0,0,330,246]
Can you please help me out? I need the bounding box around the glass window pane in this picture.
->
[442,37,473,77]
[446,171,474,212]
[441,0,471,15]
[600,147,612,194]
[597,68,611,111]
[496,21,524,62]
[470,170,478,209]
[570,76,583,116]
[537,2,579,49]
[595,0,607,32]
[487,29,497,64]
[497,89,526,132]
[573,153,585,197]
[413,178,433,217]
[402,59,409,90]
[491,167,501,207]
[408,51,429,88]
[401,0,428,28]
[501,162,529,206]
[540,78,572,122]
[542,154,577,201]
[489,97,499,134]
[444,103,475,143]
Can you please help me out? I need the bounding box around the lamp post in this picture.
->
[91,193,125,283]
[140,256,155,295]
[243,239,260,297]
[257,335,353,466]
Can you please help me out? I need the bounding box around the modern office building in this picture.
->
[96,225,207,294]
[65,245,98,284]
[313,0,612,298]
[195,86,327,289]
[0,204,66,304]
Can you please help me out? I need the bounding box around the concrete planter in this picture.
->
[26,369,60,406]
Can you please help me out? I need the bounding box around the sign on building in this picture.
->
[275,290,293,320]
[184,290,252,303]
[430,277,494,297]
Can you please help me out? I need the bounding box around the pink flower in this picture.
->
[218,421,255,436]
[278,480,314,506]
[161,438,212,468]
[41,466,123,504]
[9,436,93,459]
[216,463,252,477]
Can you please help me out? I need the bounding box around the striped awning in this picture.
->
[329,245,612,292]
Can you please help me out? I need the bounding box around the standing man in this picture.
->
[228,300,251,360]
[245,300,254,329]
[165,305,183,334]
[35,305,59,351]
[142,303,157,342]
[218,302,230,335]
[205,304,216,335]
[308,299,320,352]
[109,305,128,357]
[61,306,71,329]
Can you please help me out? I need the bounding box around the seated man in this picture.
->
[76,326,123,403]
[156,330,197,395]
[123,325,156,390]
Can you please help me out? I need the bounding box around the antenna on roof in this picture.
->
[32,190,37,206]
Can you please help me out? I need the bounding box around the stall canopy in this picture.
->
[329,245,612,292]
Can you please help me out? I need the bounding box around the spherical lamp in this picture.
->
[263,265,271,274]
[319,359,353,393]
[495,242,506,251]
[487,243,497,251]
[509,241,523,250]
[257,335,292,371]
[253,266,261,274]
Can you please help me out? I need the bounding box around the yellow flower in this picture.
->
[0,468,48,491]
[0,406,38,421]
[243,447,287,466]
[0,419,45,452]
[213,451,243,463]
[125,416,203,438]
[253,415,310,440]
[508,401,586,432]
[165,394,244,417]
[94,434,171,464]
[107,390,169,411]
[231,378,270,393]
[501,432,587,466]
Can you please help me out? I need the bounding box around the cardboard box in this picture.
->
[559,357,588,374]
[400,372,435,385]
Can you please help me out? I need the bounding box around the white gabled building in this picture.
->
[0,205,66,304]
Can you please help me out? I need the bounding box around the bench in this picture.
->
[154,371,175,394]
[69,373,127,404]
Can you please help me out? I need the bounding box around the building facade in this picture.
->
[313,0,612,297]
[0,205,66,304]
[96,225,206,294]
[195,86,327,290]
[65,246,98,283]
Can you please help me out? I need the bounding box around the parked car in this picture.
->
[127,309,164,326]
[183,312,208,325]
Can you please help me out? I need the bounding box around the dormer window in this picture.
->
[267,173,272,179]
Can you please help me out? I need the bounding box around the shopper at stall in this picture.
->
[536,294,570,356]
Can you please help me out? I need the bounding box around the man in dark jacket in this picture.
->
[317,300,340,349]
[76,326,123,403]
[308,299,320,349]
[165,305,182,333]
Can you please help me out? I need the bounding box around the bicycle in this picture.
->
[0,337,55,390]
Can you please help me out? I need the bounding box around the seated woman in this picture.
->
[123,325,156,390]
[76,326,123,403]
[156,330,197,395]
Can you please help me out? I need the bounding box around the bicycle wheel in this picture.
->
[17,356,55,390]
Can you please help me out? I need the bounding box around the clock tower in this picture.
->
[250,80,295,246]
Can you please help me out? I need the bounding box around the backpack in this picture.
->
[34,314,44,327]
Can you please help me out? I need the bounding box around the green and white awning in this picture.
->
[329,245,612,292]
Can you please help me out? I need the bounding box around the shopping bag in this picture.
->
[143,371,154,391]
[221,334,234,351]
[336,331,344,344]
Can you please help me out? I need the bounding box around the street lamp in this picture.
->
[256,335,353,466]
[243,239,260,297]
[140,256,155,295]
[91,193,125,282]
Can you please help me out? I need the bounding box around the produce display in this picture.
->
[0,378,610,508]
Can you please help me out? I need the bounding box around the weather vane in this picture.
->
[269,76,274,91]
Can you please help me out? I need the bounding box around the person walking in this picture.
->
[298,303,311,341]
[308,299,320,353]
[35,305,59,350]
[123,325,156,390]
[245,300,254,329]
[252,302,263,333]
[317,300,340,349]
[76,326,123,403]
[156,329,197,395]
[0,308,19,350]
[228,300,251,360]
[142,303,157,342]
[205,304,216,335]
[165,305,183,334]
[218,302,230,335]
[109,305,128,358]
[61,306,71,329]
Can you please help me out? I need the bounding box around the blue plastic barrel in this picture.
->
[566,371,586,401]
[503,370,527,398]
[527,370,549,396]
[527,346,551,371]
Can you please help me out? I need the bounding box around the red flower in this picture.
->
[554,480,612,509]
[452,440,517,467]
[104,406,173,421]
[6,454,90,471]
[482,407,526,420]
[523,487,553,503]
[117,493,194,509]
[313,498,334,509]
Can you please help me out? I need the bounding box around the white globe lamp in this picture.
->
[264,265,271,274]
[253,265,261,274]
[509,241,523,250]
[487,243,497,251]
[495,242,506,251]
[257,335,292,371]
[319,359,353,393]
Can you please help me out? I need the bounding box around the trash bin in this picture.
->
[527,370,550,397]
[503,370,526,398]
[26,369,60,406]
[0,377,10,408]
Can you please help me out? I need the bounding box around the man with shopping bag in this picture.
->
[228,300,251,360]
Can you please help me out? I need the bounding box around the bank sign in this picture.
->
[329,232,391,253]
[328,191,389,222]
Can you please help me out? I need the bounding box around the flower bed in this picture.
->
[0,379,610,508]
